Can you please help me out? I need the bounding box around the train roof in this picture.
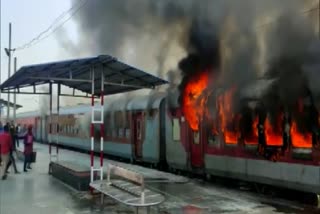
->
[16,92,167,117]
[16,110,40,118]
[107,92,166,111]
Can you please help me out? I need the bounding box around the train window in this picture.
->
[112,129,117,137]
[172,118,181,141]
[193,132,200,144]
[125,128,130,138]
[208,133,219,146]
[118,128,124,137]
[106,128,111,137]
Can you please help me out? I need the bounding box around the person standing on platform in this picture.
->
[22,125,34,172]
[10,121,18,148]
[0,122,3,164]
[15,123,20,147]
[0,122,4,133]
[6,122,19,174]
[0,125,12,180]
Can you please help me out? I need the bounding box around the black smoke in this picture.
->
[260,14,319,133]
[66,0,320,136]
[177,18,220,105]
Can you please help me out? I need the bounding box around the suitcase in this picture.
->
[31,151,37,163]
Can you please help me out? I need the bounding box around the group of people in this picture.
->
[0,122,34,180]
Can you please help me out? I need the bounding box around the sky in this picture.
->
[0,0,82,114]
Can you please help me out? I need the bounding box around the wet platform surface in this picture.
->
[1,143,319,214]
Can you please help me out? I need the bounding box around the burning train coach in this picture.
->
[15,3,320,199]
[16,81,320,197]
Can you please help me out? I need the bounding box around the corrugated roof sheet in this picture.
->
[0,55,168,96]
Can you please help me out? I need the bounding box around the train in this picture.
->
[15,89,320,197]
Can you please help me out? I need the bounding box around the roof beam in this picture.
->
[59,93,97,99]
[0,91,50,95]
[28,76,91,83]
[28,76,155,89]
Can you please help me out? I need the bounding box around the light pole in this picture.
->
[13,57,17,123]
[4,23,15,122]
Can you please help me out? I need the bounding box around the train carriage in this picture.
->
[15,90,320,197]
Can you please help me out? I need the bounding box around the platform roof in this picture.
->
[0,55,168,96]
[0,99,22,109]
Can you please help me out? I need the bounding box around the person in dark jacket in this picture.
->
[5,122,19,174]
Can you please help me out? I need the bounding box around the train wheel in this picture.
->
[205,173,211,181]
[254,183,266,194]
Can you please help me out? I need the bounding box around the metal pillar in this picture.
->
[6,23,12,122]
[13,57,17,123]
[100,70,105,180]
[49,83,54,162]
[90,67,104,183]
[90,69,95,183]
[56,84,60,160]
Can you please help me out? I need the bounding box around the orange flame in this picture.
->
[290,121,312,148]
[182,71,209,131]
[244,116,259,145]
[264,117,283,146]
[218,87,240,144]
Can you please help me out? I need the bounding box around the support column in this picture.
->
[49,83,53,160]
[90,67,104,184]
[100,70,104,181]
[13,57,17,123]
[56,84,61,159]
[90,68,95,183]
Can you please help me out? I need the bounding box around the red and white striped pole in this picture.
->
[90,68,95,183]
[100,71,104,180]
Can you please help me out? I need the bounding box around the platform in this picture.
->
[0,143,317,214]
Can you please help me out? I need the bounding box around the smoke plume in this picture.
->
[65,0,320,134]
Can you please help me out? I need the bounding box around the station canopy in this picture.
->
[0,55,168,96]
[0,99,22,109]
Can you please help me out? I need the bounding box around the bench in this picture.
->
[90,164,165,213]
[49,161,96,191]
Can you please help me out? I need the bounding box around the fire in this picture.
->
[290,121,312,148]
[244,116,259,145]
[181,71,315,150]
[217,87,240,144]
[182,71,209,131]
[264,116,283,146]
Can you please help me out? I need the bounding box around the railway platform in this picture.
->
[0,143,318,214]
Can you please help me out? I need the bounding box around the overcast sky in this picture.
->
[0,0,83,114]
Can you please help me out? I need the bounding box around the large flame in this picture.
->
[182,71,209,131]
[290,98,312,148]
[264,117,283,146]
[244,116,259,145]
[217,87,240,144]
[290,121,312,148]
[181,71,315,151]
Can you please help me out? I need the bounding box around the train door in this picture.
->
[43,116,48,143]
[133,113,143,159]
[36,117,41,141]
[190,129,204,168]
